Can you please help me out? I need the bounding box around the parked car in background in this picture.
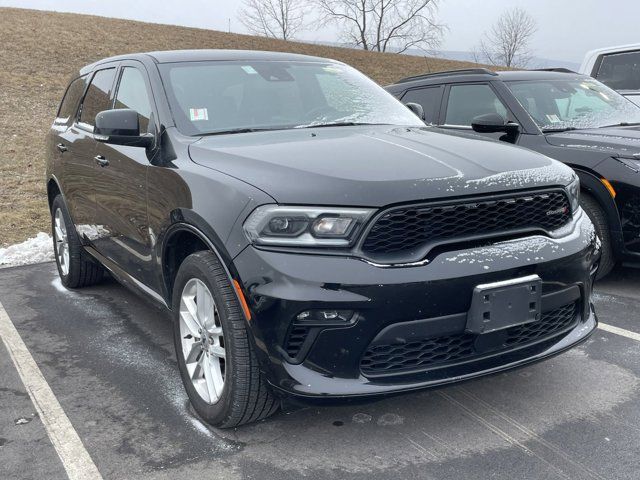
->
[387,68,640,277]
[47,50,599,427]
[580,44,640,106]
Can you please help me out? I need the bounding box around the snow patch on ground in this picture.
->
[51,277,72,294]
[0,232,55,268]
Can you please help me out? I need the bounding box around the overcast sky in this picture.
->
[1,0,638,63]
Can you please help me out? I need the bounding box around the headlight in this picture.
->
[565,175,580,213]
[243,205,375,247]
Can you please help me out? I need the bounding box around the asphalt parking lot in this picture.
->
[1,262,639,480]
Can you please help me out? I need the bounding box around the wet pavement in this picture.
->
[0,262,639,479]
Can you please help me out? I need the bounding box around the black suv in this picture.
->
[47,51,598,428]
[387,68,640,277]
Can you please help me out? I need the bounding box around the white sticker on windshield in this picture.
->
[189,108,209,121]
[546,114,561,123]
[241,65,258,74]
[322,65,342,74]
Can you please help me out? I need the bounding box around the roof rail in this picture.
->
[531,68,577,74]
[396,68,497,84]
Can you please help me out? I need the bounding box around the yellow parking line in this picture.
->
[0,301,103,480]
[599,322,640,342]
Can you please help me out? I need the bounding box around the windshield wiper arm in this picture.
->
[200,127,286,136]
[600,122,640,128]
[295,122,391,129]
[541,127,578,133]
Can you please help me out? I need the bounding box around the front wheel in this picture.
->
[580,193,615,279]
[172,251,279,428]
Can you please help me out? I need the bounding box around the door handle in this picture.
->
[56,143,68,153]
[94,155,109,167]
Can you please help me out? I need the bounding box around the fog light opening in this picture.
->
[295,309,355,324]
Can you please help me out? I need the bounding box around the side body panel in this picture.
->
[92,60,157,284]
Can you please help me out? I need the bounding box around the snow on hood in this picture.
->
[190,125,575,206]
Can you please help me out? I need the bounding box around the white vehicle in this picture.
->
[580,44,640,106]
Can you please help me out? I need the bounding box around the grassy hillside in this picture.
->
[0,7,489,246]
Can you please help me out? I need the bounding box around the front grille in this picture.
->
[361,190,571,258]
[360,302,578,376]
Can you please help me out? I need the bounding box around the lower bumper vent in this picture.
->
[360,302,578,376]
[285,325,311,358]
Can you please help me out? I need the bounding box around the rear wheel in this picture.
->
[51,195,103,288]
[172,251,279,428]
[580,193,615,279]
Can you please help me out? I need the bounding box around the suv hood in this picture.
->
[189,126,573,206]
[545,125,640,157]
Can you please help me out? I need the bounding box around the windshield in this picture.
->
[158,60,424,135]
[506,78,640,131]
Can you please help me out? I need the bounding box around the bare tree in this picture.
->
[477,7,537,68]
[239,0,306,40]
[315,0,445,53]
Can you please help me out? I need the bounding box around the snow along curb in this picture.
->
[0,232,55,268]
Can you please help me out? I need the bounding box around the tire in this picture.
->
[172,251,279,428]
[580,193,615,279]
[51,195,104,288]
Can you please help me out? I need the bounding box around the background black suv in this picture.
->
[387,69,640,277]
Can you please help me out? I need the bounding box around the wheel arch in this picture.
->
[160,218,245,313]
[47,176,63,211]
[572,167,624,255]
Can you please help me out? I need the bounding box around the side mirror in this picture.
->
[94,109,153,148]
[471,113,520,135]
[405,102,425,120]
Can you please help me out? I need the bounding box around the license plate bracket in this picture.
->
[466,275,542,335]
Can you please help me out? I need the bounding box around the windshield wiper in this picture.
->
[599,122,640,128]
[199,127,288,136]
[541,127,578,133]
[294,122,391,129]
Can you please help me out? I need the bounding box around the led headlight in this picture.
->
[243,205,375,246]
[565,175,580,213]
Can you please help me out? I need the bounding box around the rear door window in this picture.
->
[444,84,509,126]
[400,86,442,123]
[79,68,116,129]
[114,67,153,133]
[595,51,640,91]
[56,75,88,122]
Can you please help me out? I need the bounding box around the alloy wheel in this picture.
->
[54,208,70,276]
[179,278,226,404]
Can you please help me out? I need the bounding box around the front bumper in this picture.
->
[233,209,599,398]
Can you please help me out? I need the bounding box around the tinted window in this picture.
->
[444,84,508,126]
[57,75,88,121]
[79,68,116,128]
[401,87,441,123]
[158,61,424,135]
[115,67,153,133]
[596,51,640,91]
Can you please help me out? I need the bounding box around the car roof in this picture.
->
[386,68,589,90]
[80,49,337,75]
[583,43,640,58]
[496,70,587,81]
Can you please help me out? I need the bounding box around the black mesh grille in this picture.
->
[360,302,578,376]
[285,325,310,358]
[362,191,571,257]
